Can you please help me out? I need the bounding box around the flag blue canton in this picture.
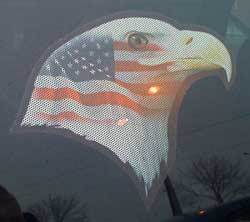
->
[41,37,115,82]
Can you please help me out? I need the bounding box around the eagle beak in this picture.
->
[138,31,233,85]
[180,31,233,83]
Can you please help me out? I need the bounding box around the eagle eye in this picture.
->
[184,36,193,45]
[128,33,148,50]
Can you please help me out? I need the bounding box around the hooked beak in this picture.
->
[138,30,233,85]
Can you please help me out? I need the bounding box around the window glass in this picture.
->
[0,1,249,221]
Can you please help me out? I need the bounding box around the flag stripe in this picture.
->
[115,71,189,84]
[114,50,169,63]
[38,111,117,125]
[32,88,163,115]
[115,71,164,83]
[115,79,179,96]
[35,76,123,93]
[113,41,163,52]
[115,61,175,72]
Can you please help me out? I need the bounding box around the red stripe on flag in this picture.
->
[115,61,175,72]
[115,79,180,96]
[32,88,162,116]
[113,41,163,52]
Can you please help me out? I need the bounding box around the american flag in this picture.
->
[24,35,177,127]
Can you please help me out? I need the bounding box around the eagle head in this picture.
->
[12,11,233,209]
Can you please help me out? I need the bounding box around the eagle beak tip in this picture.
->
[222,52,234,88]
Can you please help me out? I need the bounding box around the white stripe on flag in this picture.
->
[115,71,188,83]
[22,98,145,119]
[114,51,165,61]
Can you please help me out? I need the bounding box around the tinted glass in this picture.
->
[0,1,249,221]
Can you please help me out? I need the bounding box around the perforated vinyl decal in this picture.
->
[11,11,234,210]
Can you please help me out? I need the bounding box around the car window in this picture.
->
[0,1,249,222]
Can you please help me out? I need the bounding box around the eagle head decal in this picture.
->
[12,11,234,210]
